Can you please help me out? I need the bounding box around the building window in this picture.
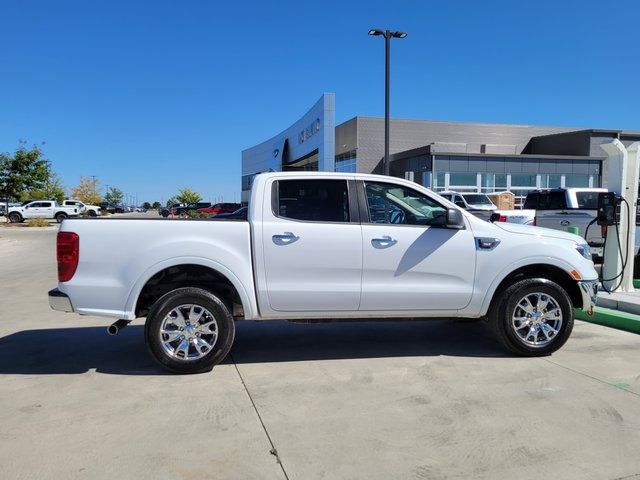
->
[565,175,590,188]
[449,172,478,188]
[433,172,446,191]
[510,174,537,187]
[335,150,357,172]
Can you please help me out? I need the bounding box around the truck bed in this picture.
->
[57,218,257,320]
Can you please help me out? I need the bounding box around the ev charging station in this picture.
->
[600,140,640,292]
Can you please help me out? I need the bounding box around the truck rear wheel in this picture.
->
[144,287,235,374]
[55,212,67,223]
[489,278,574,356]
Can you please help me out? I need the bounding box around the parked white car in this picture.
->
[8,200,80,223]
[62,199,101,217]
[49,172,597,373]
[439,191,497,211]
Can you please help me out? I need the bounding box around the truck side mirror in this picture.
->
[446,208,465,229]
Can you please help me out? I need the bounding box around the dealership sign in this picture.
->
[299,118,321,144]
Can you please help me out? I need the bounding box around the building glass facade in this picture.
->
[335,150,357,172]
[415,155,601,206]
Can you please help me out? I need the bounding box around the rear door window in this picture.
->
[523,193,539,209]
[575,191,599,210]
[275,179,350,223]
[548,192,568,209]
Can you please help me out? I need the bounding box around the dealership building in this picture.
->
[241,93,640,204]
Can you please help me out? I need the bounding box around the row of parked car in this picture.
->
[159,202,246,219]
[0,198,148,222]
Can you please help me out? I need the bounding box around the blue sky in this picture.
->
[1,0,638,204]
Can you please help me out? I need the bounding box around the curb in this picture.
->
[574,307,640,334]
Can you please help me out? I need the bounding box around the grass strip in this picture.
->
[574,307,640,334]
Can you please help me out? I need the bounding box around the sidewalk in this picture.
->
[597,289,640,316]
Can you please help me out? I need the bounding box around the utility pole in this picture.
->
[368,28,407,176]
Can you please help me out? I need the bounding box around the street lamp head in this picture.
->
[368,29,384,36]
[392,31,407,38]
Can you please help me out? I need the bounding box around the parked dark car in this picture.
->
[99,203,125,214]
[160,203,183,217]
[171,202,212,216]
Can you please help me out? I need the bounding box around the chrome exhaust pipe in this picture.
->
[107,319,131,336]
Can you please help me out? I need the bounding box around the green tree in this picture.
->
[71,176,101,204]
[0,143,50,215]
[166,196,177,207]
[104,187,124,206]
[142,201,151,209]
[175,188,202,204]
[25,171,66,203]
[152,201,161,209]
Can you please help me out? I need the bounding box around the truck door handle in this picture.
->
[272,232,299,245]
[372,236,397,248]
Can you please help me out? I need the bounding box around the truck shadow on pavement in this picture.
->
[0,319,507,376]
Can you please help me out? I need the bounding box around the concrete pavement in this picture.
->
[1,227,640,479]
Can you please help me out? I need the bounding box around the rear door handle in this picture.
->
[272,232,299,245]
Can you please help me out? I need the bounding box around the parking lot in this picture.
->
[1,227,640,479]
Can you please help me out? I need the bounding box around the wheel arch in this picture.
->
[126,257,255,320]
[481,261,583,316]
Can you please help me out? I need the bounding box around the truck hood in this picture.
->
[467,204,496,211]
[494,222,583,243]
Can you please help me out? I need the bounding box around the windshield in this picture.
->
[462,194,493,205]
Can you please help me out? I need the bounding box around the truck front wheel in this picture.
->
[144,287,235,374]
[8,212,22,223]
[489,278,574,356]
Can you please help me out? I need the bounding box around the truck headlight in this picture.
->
[575,243,592,261]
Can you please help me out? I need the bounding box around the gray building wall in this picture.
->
[347,117,578,174]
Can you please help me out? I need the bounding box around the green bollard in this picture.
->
[567,226,580,235]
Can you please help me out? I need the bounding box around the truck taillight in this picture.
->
[57,232,79,282]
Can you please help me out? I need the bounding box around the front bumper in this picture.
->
[578,280,598,315]
[48,288,74,313]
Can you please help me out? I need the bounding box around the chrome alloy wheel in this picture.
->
[511,292,563,347]
[159,304,219,361]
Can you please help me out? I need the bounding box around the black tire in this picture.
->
[88,210,97,217]
[144,287,235,374]
[161,210,169,218]
[489,278,574,356]
[55,213,67,223]
[8,212,22,223]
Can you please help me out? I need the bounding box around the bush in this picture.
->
[26,218,50,227]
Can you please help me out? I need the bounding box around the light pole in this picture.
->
[368,29,407,176]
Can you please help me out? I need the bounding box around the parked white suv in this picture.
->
[49,172,598,373]
[62,199,101,217]
[8,200,80,223]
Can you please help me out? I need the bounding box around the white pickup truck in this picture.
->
[62,199,101,217]
[8,200,80,223]
[49,172,598,374]
[494,188,640,267]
